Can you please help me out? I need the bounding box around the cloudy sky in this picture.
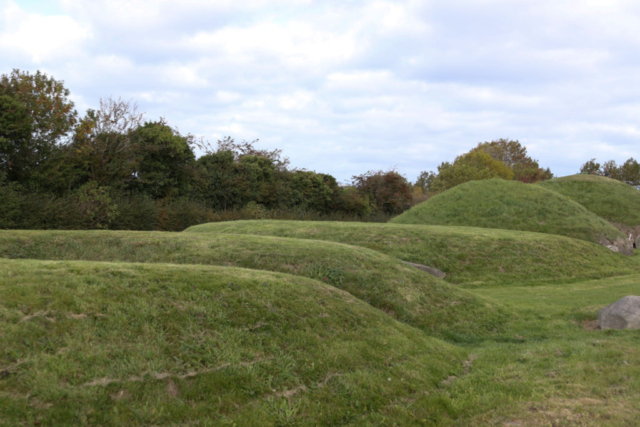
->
[1,0,639,182]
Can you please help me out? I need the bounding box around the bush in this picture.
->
[0,173,21,228]
[75,181,117,229]
[110,195,158,231]
[352,170,413,215]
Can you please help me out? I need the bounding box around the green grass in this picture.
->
[390,179,625,244]
[4,229,640,425]
[185,220,640,286]
[5,261,639,426]
[538,174,640,229]
[0,230,510,341]
[451,274,640,425]
[0,258,466,426]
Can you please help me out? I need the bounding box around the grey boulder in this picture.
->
[607,238,634,256]
[599,296,640,330]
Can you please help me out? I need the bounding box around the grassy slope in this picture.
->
[0,230,510,341]
[185,220,640,286]
[0,259,466,426]
[390,179,625,244]
[538,174,640,228]
[455,274,640,425]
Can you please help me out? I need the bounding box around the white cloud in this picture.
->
[0,0,91,63]
[1,0,640,181]
[184,21,357,69]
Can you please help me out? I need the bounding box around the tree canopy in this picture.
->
[0,70,77,184]
[418,139,552,193]
[471,138,552,183]
[580,158,640,188]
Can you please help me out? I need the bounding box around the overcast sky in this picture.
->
[2,0,639,182]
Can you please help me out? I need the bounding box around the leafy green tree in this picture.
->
[129,120,196,198]
[352,169,413,215]
[427,150,514,192]
[285,171,341,213]
[335,186,370,217]
[618,158,640,188]
[472,138,552,183]
[581,158,640,188]
[196,150,245,209]
[414,171,436,192]
[68,97,144,190]
[0,70,77,184]
[601,160,619,179]
[579,158,601,174]
[195,138,293,210]
[215,136,289,171]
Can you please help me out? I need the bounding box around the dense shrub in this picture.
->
[352,170,413,215]
[0,173,21,228]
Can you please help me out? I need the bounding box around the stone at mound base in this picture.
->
[602,237,634,256]
[599,296,640,330]
[401,261,446,279]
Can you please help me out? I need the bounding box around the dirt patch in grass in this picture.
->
[581,319,600,330]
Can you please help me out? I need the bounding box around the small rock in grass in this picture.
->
[599,296,640,330]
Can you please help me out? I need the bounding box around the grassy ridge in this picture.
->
[538,174,640,228]
[185,220,640,286]
[391,179,625,244]
[0,230,510,340]
[0,259,465,426]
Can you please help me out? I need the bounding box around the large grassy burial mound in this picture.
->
[185,220,640,286]
[0,259,464,425]
[391,178,625,245]
[538,174,640,230]
[0,230,509,340]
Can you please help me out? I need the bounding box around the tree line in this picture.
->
[1,69,419,230]
[580,158,640,188]
[4,69,632,231]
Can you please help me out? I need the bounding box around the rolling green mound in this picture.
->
[185,220,640,286]
[390,178,625,244]
[537,174,640,228]
[0,230,510,340]
[0,259,464,425]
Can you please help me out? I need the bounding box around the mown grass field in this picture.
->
[537,174,640,229]
[390,179,625,244]
[3,214,640,425]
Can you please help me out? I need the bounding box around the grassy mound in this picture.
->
[0,259,465,425]
[537,174,640,228]
[185,220,640,286]
[0,230,509,340]
[390,179,624,244]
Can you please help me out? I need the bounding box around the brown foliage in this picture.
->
[352,169,413,215]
